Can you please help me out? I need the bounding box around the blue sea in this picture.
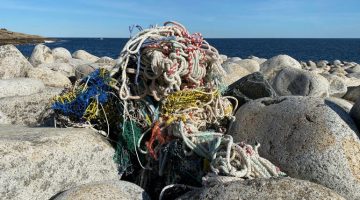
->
[16,38,360,63]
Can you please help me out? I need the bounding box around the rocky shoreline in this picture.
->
[1,43,360,199]
[0,28,54,45]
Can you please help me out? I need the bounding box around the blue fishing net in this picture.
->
[52,69,112,120]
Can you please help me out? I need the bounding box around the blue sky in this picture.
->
[1,0,359,38]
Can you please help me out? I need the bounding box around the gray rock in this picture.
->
[52,47,72,61]
[52,180,149,200]
[0,87,62,126]
[333,60,342,66]
[260,55,302,80]
[219,54,227,62]
[307,60,317,69]
[350,99,360,130]
[221,62,250,86]
[347,72,360,79]
[248,56,267,65]
[330,66,347,76]
[229,96,360,199]
[0,45,33,79]
[225,72,277,107]
[95,56,116,67]
[179,177,345,200]
[326,97,353,113]
[27,67,71,87]
[0,111,11,124]
[321,74,347,97]
[72,50,99,62]
[317,60,329,68]
[272,67,329,97]
[227,57,241,63]
[38,63,74,77]
[234,59,260,73]
[343,86,360,102]
[75,63,98,80]
[344,77,360,87]
[0,126,119,200]
[29,44,54,66]
[0,78,45,98]
[346,65,360,73]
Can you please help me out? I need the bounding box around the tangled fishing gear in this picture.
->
[52,21,286,199]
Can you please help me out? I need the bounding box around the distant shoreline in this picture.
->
[0,28,56,45]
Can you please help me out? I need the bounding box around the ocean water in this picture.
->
[16,38,360,63]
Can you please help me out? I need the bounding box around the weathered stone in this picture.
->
[227,57,241,62]
[307,60,317,69]
[75,63,98,80]
[330,66,347,76]
[52,47,72,61]
[29,44,54,66]
[260,55,302,80]
[0,78,45,98]
[345,65,360,73]
[38,63,74,77]
[326,97,353,113]
[72,50,99,62]
[0,87,62,126]
[0,45,32,79]
[222,62,250,86]
[344,77,360,87]
[249,56,267,65]
[225,72,277,107]
[219,54,227,62]
[179,177,345,200]
[229,96,360,199]
[234,59,260,73]
[27,67,71,87]
[95,56,116,67]
[343,85,360,102]
[0,126,119,200]
[52,180,149,200]
[350,98,360,130]
[347,72,360,79]
[272,67,329,97]
[317,60,329,68]
[333,60,342,66]
[321,74,347,97]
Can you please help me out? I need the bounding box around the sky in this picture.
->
[1,0,360,38]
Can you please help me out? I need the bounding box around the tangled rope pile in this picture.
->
[52,21,285,198]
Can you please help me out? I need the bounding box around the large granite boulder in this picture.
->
[0,78,45,98]
[179,177,344,200]
[29,44,54,67]
[228,96,360,199]
[260,55,302,80]
[72,50,99,63]
[38,63,74,77]
[272,67,329,97]
[0,45,32,79]
[234,59,260,73]
[222,62,250,86]
[52,180,149,200]
[0,87,62,126]
[0,126,119,200]
[27,67,71,87]
[321,74,347,97]
[52,47,72,61]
